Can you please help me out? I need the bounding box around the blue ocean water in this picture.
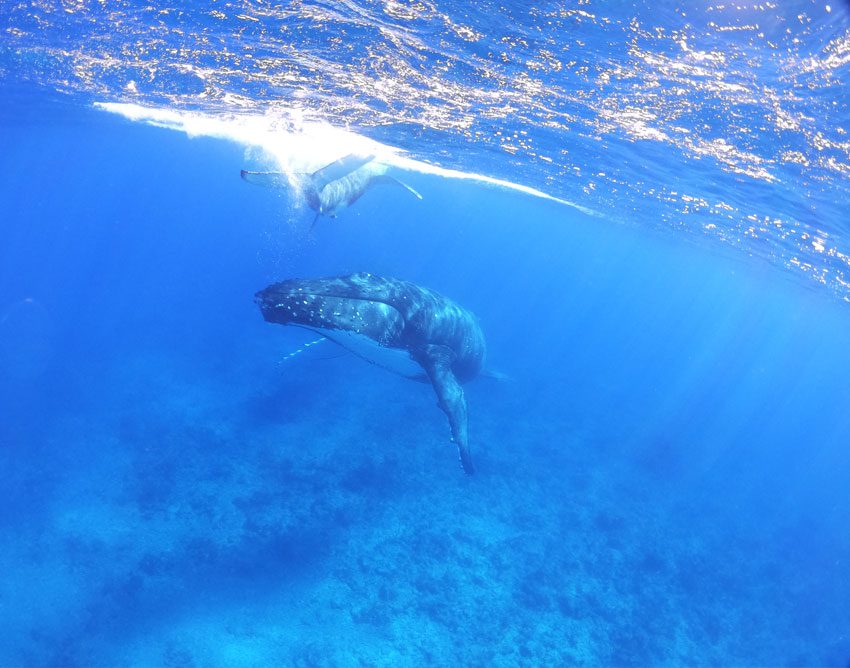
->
[2,1,850,665]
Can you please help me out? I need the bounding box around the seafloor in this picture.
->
[1,332,847,667]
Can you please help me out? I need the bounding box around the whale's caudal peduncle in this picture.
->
[255,273,483,474]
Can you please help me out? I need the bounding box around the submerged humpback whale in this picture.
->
[241,154,422,230]
[255,273,485,474]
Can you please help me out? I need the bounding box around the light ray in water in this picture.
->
[94,102,599,217]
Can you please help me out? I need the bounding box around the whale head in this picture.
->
[255,279,404,343]
[255,280,344,330]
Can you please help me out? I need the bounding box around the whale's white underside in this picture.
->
[301,326,424,379]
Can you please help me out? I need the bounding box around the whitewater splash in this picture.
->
[95,102,598,217]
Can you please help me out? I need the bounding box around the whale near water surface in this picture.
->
[242,153,422,230]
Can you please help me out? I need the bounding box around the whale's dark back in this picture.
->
[255,272,486,382]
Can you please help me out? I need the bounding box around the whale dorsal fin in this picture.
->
[311,154,375,190]
[415,344,474,475]
[240,170,289,189]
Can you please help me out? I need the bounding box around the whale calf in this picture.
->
[255,272,485,474]
[242,154,422,230]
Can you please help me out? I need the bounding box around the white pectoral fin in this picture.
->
[375,174,423,200]
[277,336,327,368]
[311,154,376,189]
[416,345,474,475]
[240,170,289,189]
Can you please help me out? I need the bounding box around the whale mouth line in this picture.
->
[256,288,402,311]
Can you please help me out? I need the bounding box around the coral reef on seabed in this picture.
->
[0,347,847,666]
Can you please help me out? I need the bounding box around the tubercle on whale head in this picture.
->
[254,284,307,325]
[254,283,286,305]
[255,283,346,332]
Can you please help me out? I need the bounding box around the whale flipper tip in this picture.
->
[416,344,474,475]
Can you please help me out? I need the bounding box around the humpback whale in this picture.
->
[241,154,422,230]
[255,273,485,474]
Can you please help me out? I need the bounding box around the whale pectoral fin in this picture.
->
[240,170,289,189]
[374,174,423,200]
[308,212,321,232]
[311,154,375,189]
[417,345,474,475]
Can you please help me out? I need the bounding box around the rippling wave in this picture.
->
[2,1,849,298]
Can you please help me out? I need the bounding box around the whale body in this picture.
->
[242,154,422,229]
[255,272,485,474]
